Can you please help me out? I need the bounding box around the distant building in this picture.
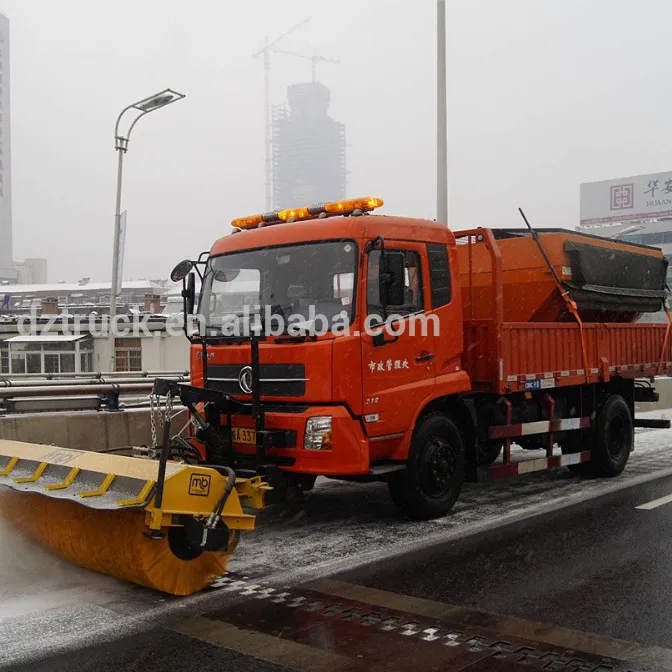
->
[579,172,672,286]
[14,258,47,285]
[0,13,14,282]
[0,279,186,375]
[0,319,189,375]
[0,279,168,316]
[272,81,346,210]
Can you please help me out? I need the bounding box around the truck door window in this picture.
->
[427,243,452,308]
[367,250,423,318]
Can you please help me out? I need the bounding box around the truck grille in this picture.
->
[206,364,307,397]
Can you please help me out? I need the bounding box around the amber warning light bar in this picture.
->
[231,197,384,230]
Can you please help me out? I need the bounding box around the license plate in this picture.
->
[232,427,256,445]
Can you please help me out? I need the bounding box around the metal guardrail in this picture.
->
[0,371,190,414]
[0,370,189,381]
[0,382,159,397]
[0,376,188,388]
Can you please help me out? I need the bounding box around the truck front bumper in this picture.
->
[228,405,371,476]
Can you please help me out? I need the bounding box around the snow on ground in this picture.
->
[0,517,114,617]
[229,424,672,580]
[2,425,672,667]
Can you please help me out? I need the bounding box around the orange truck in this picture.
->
[166,196,672,520]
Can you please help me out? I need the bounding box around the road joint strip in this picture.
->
[174,576,664,672]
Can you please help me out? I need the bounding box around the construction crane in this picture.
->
[252,17,312,211]
[271,47,340,83]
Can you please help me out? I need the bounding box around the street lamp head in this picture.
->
[136,94,175,111]
[115,88,186,143]
[134,90,183,112]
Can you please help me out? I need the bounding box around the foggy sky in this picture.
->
[2,0,671,282]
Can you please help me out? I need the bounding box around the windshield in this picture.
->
[199,240,357,336]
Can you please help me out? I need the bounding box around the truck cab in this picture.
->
[179,197,471,517]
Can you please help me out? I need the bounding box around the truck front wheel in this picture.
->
[590,394,633,477]
[388,413,464,520]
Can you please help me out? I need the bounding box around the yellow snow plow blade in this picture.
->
[0,440,270,596]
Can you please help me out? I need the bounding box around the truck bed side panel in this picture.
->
[464,321,672,393]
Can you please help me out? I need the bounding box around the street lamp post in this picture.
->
[437,0,448,225]
[109,88,185,371]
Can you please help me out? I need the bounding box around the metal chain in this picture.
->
[149,393,159,449]
[148,391,176,450]
[164,391,174,426]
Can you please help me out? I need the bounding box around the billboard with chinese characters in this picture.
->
[580,172,672,228]
[0,13,12,280]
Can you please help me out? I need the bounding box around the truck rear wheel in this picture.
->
[388,413,464,520]
[590,394,633,477]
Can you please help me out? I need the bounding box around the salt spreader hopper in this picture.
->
[458,228,668,322]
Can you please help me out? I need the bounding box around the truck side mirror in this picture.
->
[171,259,194,282]
[380,252,406,307]
[182,272,196,315]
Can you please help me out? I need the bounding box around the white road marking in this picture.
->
[636,493,672,510]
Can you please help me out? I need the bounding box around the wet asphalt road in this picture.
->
[9,471,672,671]
[335,471,672,649]
[9,631,290,672]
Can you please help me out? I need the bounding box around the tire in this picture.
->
[387,413,464,520]
[590,394,633,477]
[477,441,502,466]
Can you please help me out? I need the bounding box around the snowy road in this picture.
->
[2,424,672,668]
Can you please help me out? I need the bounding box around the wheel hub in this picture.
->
[422,438,456,497]
[607,416,626,460]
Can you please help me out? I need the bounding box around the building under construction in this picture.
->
[272,81,346,210]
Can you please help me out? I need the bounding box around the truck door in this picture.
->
[361,243,436,439]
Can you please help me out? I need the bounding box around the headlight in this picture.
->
[304,416,333,450]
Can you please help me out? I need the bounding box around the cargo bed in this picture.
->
[456,229,672,394]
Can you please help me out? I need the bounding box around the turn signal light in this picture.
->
[231,197,384,230]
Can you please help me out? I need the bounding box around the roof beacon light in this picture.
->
[231,213,264,230]
[277,206,311,222]
[324,197,383,215]
[231,196,384,230]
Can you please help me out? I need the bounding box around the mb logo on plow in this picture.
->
[189,474,212,497]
